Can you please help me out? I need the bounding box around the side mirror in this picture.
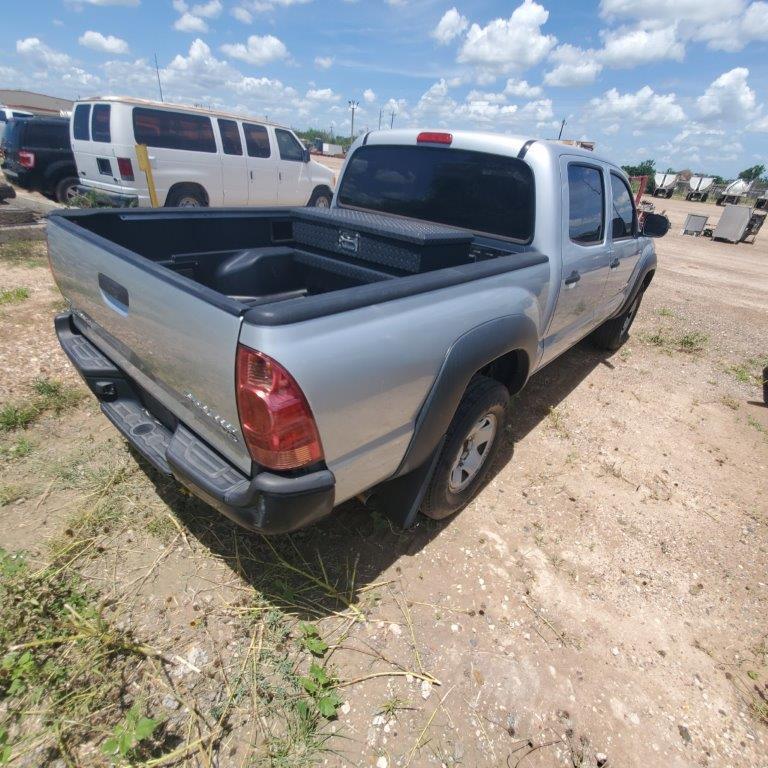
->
[302,147,311,163]
[642,212,670,238]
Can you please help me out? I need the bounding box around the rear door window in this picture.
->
[91,104,111,143]
[133,107,216,153]
[568,164,604,245]
[218,119,242,156]
[243,123,270,158]
[25,121,70,150]
[275,129,304,161]
[337,145,535,242]
[610,173,636,239]
[73,104,90,140]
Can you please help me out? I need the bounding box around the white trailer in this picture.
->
[322,142,344,157]
[653,172,678,199]
[685,176,714,202]
[716,179,752,206]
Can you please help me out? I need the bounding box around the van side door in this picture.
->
[543,158,611,361]
[603,172,642,310]
[274,128,312,205]
[216,119,248,205]
[242,122,279,206]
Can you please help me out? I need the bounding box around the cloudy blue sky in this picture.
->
[2,0,767,176]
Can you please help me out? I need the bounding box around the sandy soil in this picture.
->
[0,196,766,767]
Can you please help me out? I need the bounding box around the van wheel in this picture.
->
[421,376,509,521]
[308,188,332,208]
[166,185,207,207]
[55,176,79,204]
[591,290,644,351]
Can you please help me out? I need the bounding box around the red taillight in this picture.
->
[235,344,323,471]
[18,150,35,168]
[417,132,453,145]
[117,157,134,181]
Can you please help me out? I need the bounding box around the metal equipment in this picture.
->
[681,213,708,236]
[713,204,752,243]
[686,176,714,202]
[741,211,765,244]
[716,179,752,206]
[653,173,678,198]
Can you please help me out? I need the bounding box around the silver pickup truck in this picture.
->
[48,129,668,533]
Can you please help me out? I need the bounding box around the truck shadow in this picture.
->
[141,339,613,621]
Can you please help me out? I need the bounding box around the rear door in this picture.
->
[71,103,128,197]
[545,158,611,355]
[242,122,278,205]
[217,119,248,205]
[274,128,311,205]
[603,171,642,305]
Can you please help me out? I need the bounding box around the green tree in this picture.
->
[622,159,656,192]
[738,164,765,182]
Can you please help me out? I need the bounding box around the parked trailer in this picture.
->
[653,172,678,199]
[686,176,714,202]
[717,179,752,206]
[322,142,344,157]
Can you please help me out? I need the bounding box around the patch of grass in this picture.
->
[0,378,84,434]
[0,436,33,461]
[0,241,47,269]
[640,328,708,355]
[747,416,767,437]
[657,307,675,317]
[721,395,740,411]
[547,405,570,439]
[727,357,768,386]
[0,287,30,306]
[0,485,24,507]
[677,331,708,354]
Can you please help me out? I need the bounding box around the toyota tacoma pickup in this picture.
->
[48,129,668,534]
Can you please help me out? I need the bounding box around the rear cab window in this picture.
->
[610,172,636,239]
[133,107,216,153]
[24,121,70,150]
[91,104,111,143]
[243,123,270,158]
[568,164,605,245]
[73,104,91,140]
[337,145,535,242]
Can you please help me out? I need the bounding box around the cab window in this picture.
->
[610,173,636,239]
[275,129,305,162]
[568,164,604,245]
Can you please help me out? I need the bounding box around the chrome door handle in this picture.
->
[564,271,581,287]
[609,258,620,269]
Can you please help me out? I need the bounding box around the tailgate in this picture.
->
[47,213,252,473]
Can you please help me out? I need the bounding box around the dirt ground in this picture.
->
[0,194,766,768]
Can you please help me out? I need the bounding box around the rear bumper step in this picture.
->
[55,312,335,534]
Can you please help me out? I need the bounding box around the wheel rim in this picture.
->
[63,185,79,203]
[315,195,330,208]
[177,196,201,207]
[621,296,640,336]
[448,413,498,493]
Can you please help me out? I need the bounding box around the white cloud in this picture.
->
[305,87,340,102]
[600,0,743,24]
[221,34,289,65]
[231,6,253,23]
[16,37,71,68]
[590,85,685,127]
[467,89,508,104]
[237,0,312,12]
[174,12,208,32]
[697,68,758,122]
[432,8,469,45]
[314,55,333,69]
[599,25,684,67]
[78,30,129,54]
[544,44,602,87]
[363,88,376,103]
[503,78,542,98]
[189,0,222,17]
[66,0,139,5]
[457,0,556,75]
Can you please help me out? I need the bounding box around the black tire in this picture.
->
[762,366,768,406]
[701,194,708,203]
[54,176,79,204]
[590,290,644,351]
[165,185,207,207]
[308,187,332,208]
[421,376,509,521]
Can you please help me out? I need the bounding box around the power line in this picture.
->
[154,53,164,103]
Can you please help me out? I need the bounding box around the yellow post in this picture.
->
[135,144,159,208]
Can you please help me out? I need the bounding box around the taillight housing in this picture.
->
[417,132,453,145]
[235,344,323,471]
[18,150,35,168]
[117,157,134,181]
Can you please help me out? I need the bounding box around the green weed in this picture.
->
[0,287,29,306]
[0,378,84,433]
[0,241,47,268]
[0,485,24,507]
[0,437,33,460]
[101,702,161,761]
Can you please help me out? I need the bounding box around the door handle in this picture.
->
[609,258,620,269]
[564,271,581,287]
[98,273,129,316]
[250,170,253,180]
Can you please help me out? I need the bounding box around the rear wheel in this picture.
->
[165,185,207,207]
[591,290,644,351]
[421,376,509,521]
[308,187,332,208]
[55,176,79,204]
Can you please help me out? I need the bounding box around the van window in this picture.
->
[275,129,304,162]
[25,121,70,150]
[133,107,216,153]
[218,119,242,156]
[568,164,604,245]
[73,104,90,140]
[338,145,535,242]
[243,123,270,158]
[91,104,111,143]
[610,172,636,239]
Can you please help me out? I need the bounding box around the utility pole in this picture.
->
[557,118,566,140]
[154,53,164,103]
[390,108,396,129]
[378,108,382,130]
[348,100,359,140]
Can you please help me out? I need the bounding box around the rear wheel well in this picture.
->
[308,185,333,204]
[642,269,655,289]
[478,349,529,396]
[165,182,209,207]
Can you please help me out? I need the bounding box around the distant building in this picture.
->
[0,89,74,116]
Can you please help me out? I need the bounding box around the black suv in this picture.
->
[1,117,78,203]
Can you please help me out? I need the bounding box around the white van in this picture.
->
[70,97,335,208]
